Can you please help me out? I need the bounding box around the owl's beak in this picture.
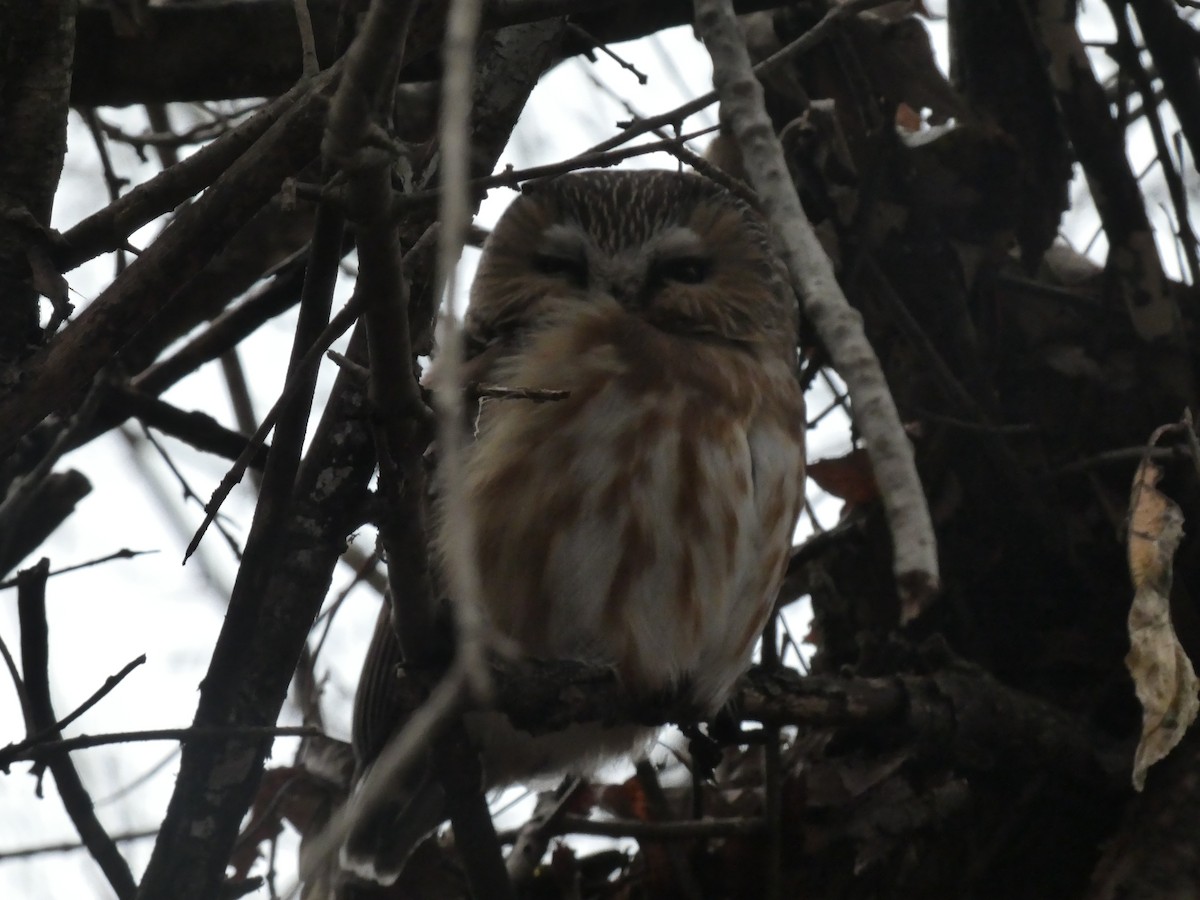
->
[606,272,646,310]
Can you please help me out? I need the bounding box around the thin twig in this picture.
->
[468,383,570,403]
[219,349,260,439]
[0,548,156,591]
[1109,1,1200,285]
[137,425,244,560]
[588,0,895,156]
[93,111,254,151]
[324,348,370,382]
[133,247,313,397]
[78,109,130,207]
[14,655,146,753]
[579,67,756,202]
[1054,443,1193,477]
[0,725,323,768]
[119,427,237,596]
[567,22,649,83]
[184,292,363,561]
[57,65,341,272]
[94,747,182,806]
[0,828,159,861]
[292,0,321,78]
[77,108,131,283]
[0,631,31,732]
[389,124,721,214]
[1183,409,1200,483]
[310,549,381,665]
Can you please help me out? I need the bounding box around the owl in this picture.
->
[343,169,806,884]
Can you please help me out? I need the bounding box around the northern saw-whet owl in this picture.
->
[343,169,806,883]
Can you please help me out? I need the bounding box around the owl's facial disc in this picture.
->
[531,224,589,287]
[644,227,713,290]
[532,222,714,312]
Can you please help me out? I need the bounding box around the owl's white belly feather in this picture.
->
[458,301,804,735]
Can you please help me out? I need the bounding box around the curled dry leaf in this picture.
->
[808,448,879,506]
[1125,458,1199,791]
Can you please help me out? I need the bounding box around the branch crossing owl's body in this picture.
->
[345,169,805,884]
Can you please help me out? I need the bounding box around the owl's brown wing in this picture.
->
[350,605,407,768]
[344,598,448,886]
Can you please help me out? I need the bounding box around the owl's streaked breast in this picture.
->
[455,297,804,713]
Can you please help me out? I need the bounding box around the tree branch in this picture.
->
[0,0,75,363]
[694,0,940,619]
[0,66,340,458]
[70,0,787,106]
[56,70,335,273]
[17,559,138,900]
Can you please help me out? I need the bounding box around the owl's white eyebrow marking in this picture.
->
[538,223,588,257]
[653,227,705,258]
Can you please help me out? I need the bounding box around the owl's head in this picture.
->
[467,169,797,361]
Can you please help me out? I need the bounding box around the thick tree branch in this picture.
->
[330,656,1124,790]
[71,0,786,106]
[0,0,75,363]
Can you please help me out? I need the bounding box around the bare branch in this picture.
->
[16,560,138,900]
[0,66,341,459]
[435,0,494,702]
[0,726,322,768]
[18,655,146,751]
[57,69,338,273]
[694,0,939,619]
[292,0,320,79]
[0,828,158,862]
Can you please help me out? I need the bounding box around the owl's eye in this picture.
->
[652,256,711,285]
[532,251,588,285]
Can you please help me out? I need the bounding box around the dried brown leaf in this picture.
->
[808,449,879,505]
[1125,458,1199,790]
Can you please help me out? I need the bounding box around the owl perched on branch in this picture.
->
[344,169,806,883]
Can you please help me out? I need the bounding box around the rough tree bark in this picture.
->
[0,0,75,363]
